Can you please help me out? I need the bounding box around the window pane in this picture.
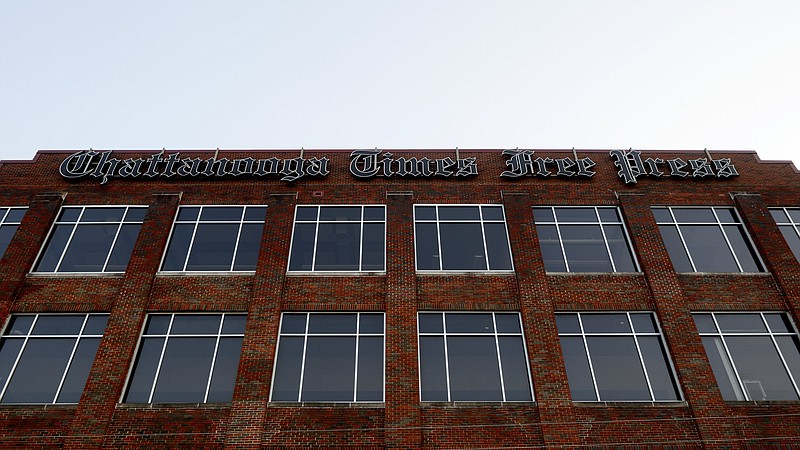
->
[765,314,793,333]
[638,336,680,400]
[232,223,263,270]
[586,336,650,401]
[356,336,383,401]
[415,206,436,221]
[361,223,385,271]
[498,336,532,401]
[418,313,443,333]
[701,336,744,400]
[604,225,637,272]
[555,208,597,222]
[56,338,101,403]
[0,339,24,392]
[123,207,147,222]
[559,336,596,401]
[185,223,239,271]
[598,208,620,222]
[0,225,18,257]
[581,314,631,333]
[438,223,486,270]
[438,206,480,221]
[359,314,383,334]
[34,225,74,272]
[301,336,356,401]
[481,206,504,221]
[778,226,800,262]
[726,336,798,400]
[295,206,318,221]
[363,206,384,221]
[5,316,33,335]
[789,209,800,223]
[631,313,657,333]
[271,336,304,401]
[419,336,448,401]
[81,208,125,222]
[415,223,440,270]
[672,208,716,223]
[288,223,316,271]
[144,315,171,335]
[314,223,361,271]
[714,209,737,224]
[693,314,717,333]
[58,224,118,272]
[206,337,243,402]
[319,206,361,221]
[484,223,513,270]
[57,208,81,222]
[447,336,502,401]
[2,338,74,403]
[161,223,195,271]
[532,207,555,222]
[722,225,763,272]
[152,337,216,403]
[445,314,494,333]
[715,314,767,333]
[124,337,165,403]
[199,207,243,221]
[32,315,85,335]
[243,206,267,221]
[308,314,357,334]
[495,314,521,333]
[176,207,200,221]
[280,314,307,334]
[171,315,221,334]
[658,225,693,272]
[555,314,581,334]
[105,224,141,271]
[4,208,26,223]
[681,225,739,272]
[775,336,800,387]
[83,315,108,335]
[537,225,567,272]
[560,225,612,272]
[771,209,790,223]
[221,315,247,334]
[651,208,672,223]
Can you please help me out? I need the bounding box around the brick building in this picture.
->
[0,148,799,448]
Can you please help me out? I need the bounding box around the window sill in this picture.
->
[27,272,124,278]
[545,272,643,276]
[0,403,77,409]
[268,402,384,408]
[572,401,687,407]
[156,271,255,277]
[677,272,771,276]
[117,402,232,409]
[416,271,516,276]
[286,271,386,277]
[420,401,534,407]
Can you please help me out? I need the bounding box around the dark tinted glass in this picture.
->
[692,314,717,333]
[56,338,101,403]
[555,208,597,222]
[363,206,384,221]
[105,224,141,271]
[651,208,673,223]
[418,313,443,333]
[80,208,125,222]
[185,223,239,270]
[771,209,790,223]
[361,223,385,271]
[638,336,680,400]
[778,226,800,262]
[58,224,118,272]
[415,206,437,221]
[447,336,502,401]
[438,206,480,221]
[604,225,637,272]
[161,223,194,271]
[295,206,318,221]
[630,314,657,333]
[439,223,486,270]
[144,315,171,335]
[232,223,263,270]
[681,225,739,272]
[4,208,26,223]
[199,207,243,221]
[495,314,521,333]
[280,314,307,334]
[581,314,631,333]
[484,223,513,270]
[5,316,34,335]
[672,208,716,223]
[270,336,304,401]
[586,336,649,401]
[176,207,200,221]
[124,337,165,402]
[171,315,221,334]
[307,314,357,334]
[359,314,383,333]
[35,225,75,272]
[532,207,555,222]
[123,207,147,222]
[560,225,612,272]
[414,223,440,270]
[498,336,532,401]
[1,338,74,403]
[715,314,767,332]
[701,336,744,400]
[0,339,23,392]
[776,336,800,386]
[151,337,216,403]
[356,336,383,401]
[243,206,267,221]
[288,223,316,271]
[301,336,356,401]
[789,209,800,223]
[57,208,82,222]
[555,314,581,334]
[445,313,494,333]
[419,336,448,401]
[726,336,798,400]
[714,208,737,223]
[658,225,693,272]
[0,226,18,256]
[319,206,361,221]
[221,315,247,334]
[206,337,243,402]
[481,206,504,221]
[83,315,109,335]
[537,225,567,272]
[32,315,85,335]
[722,225,763,272]
[314,223,360,270]
[765,313,793,333]
[560,336,595,401]
[598,208,620,222]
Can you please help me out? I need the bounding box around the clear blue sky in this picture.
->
[1,1,798,165]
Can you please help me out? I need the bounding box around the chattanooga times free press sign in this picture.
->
[59,149,738,185]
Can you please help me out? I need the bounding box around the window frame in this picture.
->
[159,205,267,273]
[0,313,109,404]
[32,205,147,274]
[694,311,800,401]
[653,206,766,273]
[286,205,387,273]
[0,207,27,257]
[556,311,683,402]
[413,204,515,273]
[122,312,246,404]
[532,206,640,273]
[417,311,534,402]
[269,312,386,403]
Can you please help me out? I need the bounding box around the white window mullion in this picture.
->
[148,314,174,403]
[51,315,89,403]
[54,207,85,272]
[203,315,226,402]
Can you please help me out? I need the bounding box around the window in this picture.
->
[556,312,681,402]
[653,207,764,273]
[161,206,266,272]
[414,205,513,271]
[271,313,384,402]
[288,205,385,272]
[769,208,800,263]
[34,206,146,273]
[418,312,532,402]
[533,206,638,272]
[0,207,26,257]
[694,312,800,401]
[0,313,108,404]
[124,313,245,403]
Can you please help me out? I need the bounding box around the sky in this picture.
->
[1,1,798,165]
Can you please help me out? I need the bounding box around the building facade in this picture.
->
[0,148,799,448]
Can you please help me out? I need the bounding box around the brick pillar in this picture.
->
[226,193,296,449]
[617,193,738,448]
[0,193,64,322]
[732,193,800,320]
[384,192,421,448]
[64,192,181,449]
[502,192,579,447]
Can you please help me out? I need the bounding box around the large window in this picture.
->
[161,206,266,272]
[288,206,385,272]
[418,312,532,402]
[124,313,245,403]
[0,207,26,257]
[271,313,384,402]
[556,312,681,402]
[769,208,800,263]
[0,314,108,404]
[533,206,638,272]
[653,207,764,273]
[34,206,146,273]
[694,312,800,401]
[414,205,513,271]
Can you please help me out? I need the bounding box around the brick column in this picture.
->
[617,193,737,447]
[226,193,296,449]
[384,192,421,448]
[0,193,64,322]
[732,193,800,320]
[502,192,579,447]
[64,192,181,449]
